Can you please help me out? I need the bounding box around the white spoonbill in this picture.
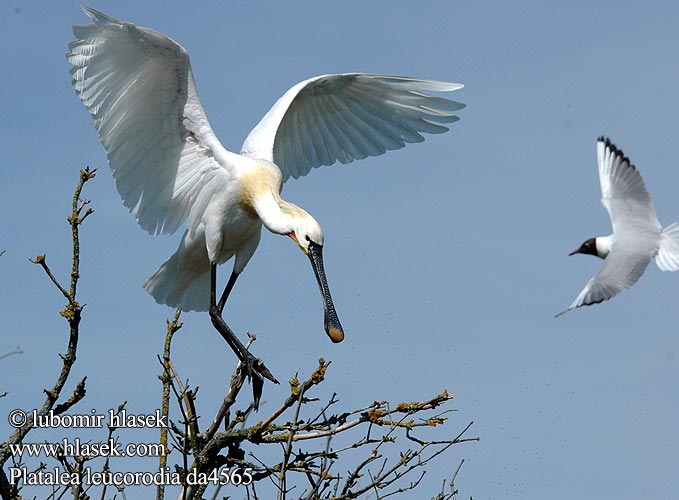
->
[559,137,679,316]
[67,6,465,385]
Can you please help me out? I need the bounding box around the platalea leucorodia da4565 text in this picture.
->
[67,6,466,392]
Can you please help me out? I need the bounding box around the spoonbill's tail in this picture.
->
[655,222,679,271]
[143,250,211,312]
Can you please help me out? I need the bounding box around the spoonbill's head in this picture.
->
[284,207,345,343]
[569,237,599,258]
[286,211,324,255]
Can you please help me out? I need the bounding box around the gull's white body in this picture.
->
[561,138,679,314]
[67,7,465,312]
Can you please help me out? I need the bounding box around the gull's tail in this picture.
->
[655,222,679,271]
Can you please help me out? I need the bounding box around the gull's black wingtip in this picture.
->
[598,136,635,170]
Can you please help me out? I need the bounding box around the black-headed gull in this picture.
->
[559,137,679,316]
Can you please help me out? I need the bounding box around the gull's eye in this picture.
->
[305,235,311,242]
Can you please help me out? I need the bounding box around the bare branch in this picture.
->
[0,168,96,499]
[52,377,87,415]
[158,308,182,500]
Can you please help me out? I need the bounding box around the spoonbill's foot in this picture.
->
[210,306,278,393]
[236,344,278,410]
[243,349,278,386]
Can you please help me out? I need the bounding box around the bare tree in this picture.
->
[0,170,476,500]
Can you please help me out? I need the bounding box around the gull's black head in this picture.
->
[569,237,597,257]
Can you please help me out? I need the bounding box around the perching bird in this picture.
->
[67,7,465,386]
[559,137,679,316]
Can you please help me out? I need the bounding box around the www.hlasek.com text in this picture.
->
[10,439,167,459]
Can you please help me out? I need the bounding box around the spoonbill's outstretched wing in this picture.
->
[241,74,465,181]
[67,6,236,235]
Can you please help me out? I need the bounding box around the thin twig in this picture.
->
[28,256,72,304]
[277,385,305,500]
[0,347,23,361]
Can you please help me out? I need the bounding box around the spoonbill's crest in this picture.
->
[67,6,465,385]
[558,137,679,316]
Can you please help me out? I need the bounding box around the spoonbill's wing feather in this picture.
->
[241,74,465,181]
[598,137,661,237]
[561,248,652,314]
[67,6,235,235]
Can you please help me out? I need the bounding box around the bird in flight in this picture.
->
[67,6,465,393]
[559,137,679,316]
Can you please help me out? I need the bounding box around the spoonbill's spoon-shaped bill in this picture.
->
[558,137,679,317]
[66,6,465,348]
[307,241,343,343]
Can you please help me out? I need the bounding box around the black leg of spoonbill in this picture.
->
[217,270,239,314]
[208,264,278,402]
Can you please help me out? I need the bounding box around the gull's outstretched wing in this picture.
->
[561,250,652,313]
[241,74,465,181]
[598,137,661,237]
[67,6,236,235]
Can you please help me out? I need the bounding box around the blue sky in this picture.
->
[2,1,679,498]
